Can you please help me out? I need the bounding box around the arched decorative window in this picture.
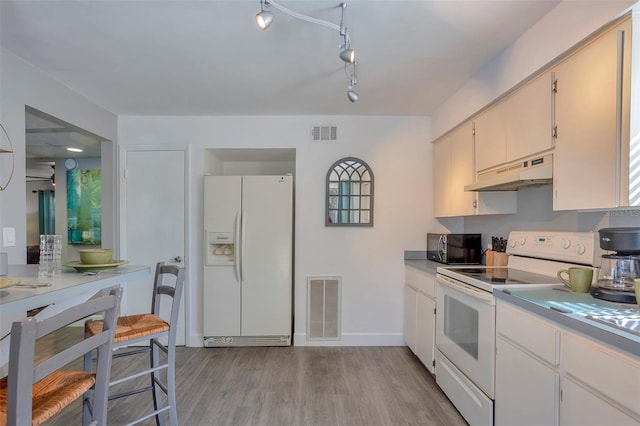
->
[326,157,374,226]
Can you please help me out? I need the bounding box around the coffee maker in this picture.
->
[590,227,640,304]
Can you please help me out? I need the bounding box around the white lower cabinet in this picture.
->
[495,335,559,425]
[416,290,435,371]
[403,284,417,353]
[496,299,640,426]
[561,378,638,426]
[404,265,436,374]
[561,332,640,425]
[495,300,560,425]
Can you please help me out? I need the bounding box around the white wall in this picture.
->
[431,0,636,139]
[118,115,437,346]
[0,48,117,263]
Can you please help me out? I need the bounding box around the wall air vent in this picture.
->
[307,276,341,340]
[311,125,338,143]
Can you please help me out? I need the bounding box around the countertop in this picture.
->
[494,286,640,357]
[404,259,441,274]
[1,263,151,371]
[1,264,150,317]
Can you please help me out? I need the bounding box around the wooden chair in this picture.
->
[84,262,185,426]
[0,286,122,426]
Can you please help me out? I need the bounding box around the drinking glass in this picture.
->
[39,234,62,278]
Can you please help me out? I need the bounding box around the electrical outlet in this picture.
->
[3,228,16,247]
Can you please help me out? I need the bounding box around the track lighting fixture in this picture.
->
[255,0,359,103]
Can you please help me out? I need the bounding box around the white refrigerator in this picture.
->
[203,175,293,346]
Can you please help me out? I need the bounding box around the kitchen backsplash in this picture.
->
[453,186,639,250]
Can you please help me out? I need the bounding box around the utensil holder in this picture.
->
[486,250,508,266]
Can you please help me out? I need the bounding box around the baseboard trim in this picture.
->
[204,335,291,347]
[189,333,405,347]
[293,332,404,346]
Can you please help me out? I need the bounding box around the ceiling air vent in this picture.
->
[311,125,338,143]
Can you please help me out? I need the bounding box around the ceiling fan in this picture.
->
[26,165,55,186]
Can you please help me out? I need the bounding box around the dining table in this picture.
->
[0,263,151,375]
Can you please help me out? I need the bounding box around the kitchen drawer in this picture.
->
[562,332,640,418]
[405,266,435,297]
[496,300,560,367]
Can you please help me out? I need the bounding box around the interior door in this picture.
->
[122,148,186,345]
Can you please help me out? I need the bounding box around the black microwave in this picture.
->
[426,233,482,264]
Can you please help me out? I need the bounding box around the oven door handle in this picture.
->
[437,235,446,262]
[438,275,495,304]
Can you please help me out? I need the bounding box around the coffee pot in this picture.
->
[591,227,640,304]
[596,255,639,290]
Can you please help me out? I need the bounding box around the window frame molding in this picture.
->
[325,156,374,227]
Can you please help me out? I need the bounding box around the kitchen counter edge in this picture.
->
[404,259,440,275]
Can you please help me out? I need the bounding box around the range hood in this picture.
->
[464,153,553,192]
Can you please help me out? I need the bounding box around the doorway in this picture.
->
[24,107,113,263]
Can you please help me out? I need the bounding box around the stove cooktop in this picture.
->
[437,266,563,293]
[446,267,559,285]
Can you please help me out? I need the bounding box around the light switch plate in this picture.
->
[3,228,16,247]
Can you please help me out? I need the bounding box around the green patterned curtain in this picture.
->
[38,189,55,235]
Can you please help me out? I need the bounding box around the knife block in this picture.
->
[486,250,508,267]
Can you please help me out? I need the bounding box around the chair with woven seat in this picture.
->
[0,286,122,426]
[84,262,185,426]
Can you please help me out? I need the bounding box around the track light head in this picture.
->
[256,10,274,30]
[340,48,355,64]
[347,87,358,103]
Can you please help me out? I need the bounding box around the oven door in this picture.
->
[436,273,496,398]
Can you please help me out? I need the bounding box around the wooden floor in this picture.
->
[38,328,466,425]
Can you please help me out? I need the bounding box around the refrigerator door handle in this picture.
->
[241,210,247,282]
[234,211,241,282]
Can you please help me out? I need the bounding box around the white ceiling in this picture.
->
[1,0,563,117]
[25,108,103,160]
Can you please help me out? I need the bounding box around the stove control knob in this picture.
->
[562,239,571,249]
[576,244,586,255]
[509,240,516,249]
[518,237,527,246]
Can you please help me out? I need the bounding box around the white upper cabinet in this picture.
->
[450,122,478,216]
[474,72,554,173]
[432,135,452,218]
[433,13,636,215]
[504,72,555,163]
[474,100,506,172]
[432,122,516,217]
[553,17,631,210]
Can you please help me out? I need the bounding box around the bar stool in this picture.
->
[84,262,185,426]
[0,287,122,426]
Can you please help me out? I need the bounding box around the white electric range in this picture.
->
[434,230,602,426]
